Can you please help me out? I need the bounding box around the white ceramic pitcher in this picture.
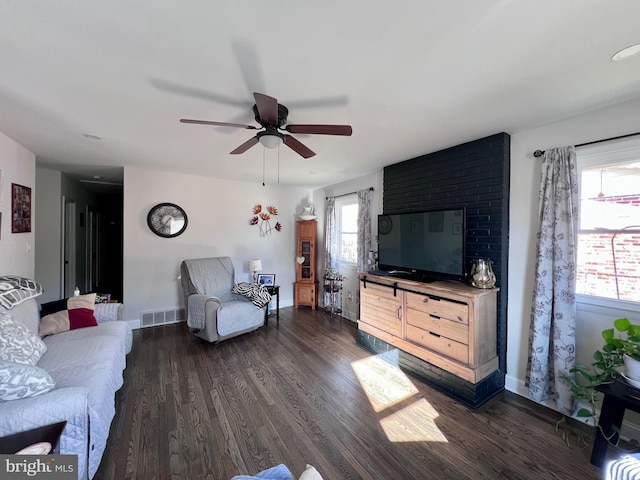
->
[302,205,315,216]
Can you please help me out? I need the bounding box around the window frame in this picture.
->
[576,136,640,308]
[335,194,358,266]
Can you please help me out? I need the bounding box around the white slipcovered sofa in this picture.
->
[0,281,132,480]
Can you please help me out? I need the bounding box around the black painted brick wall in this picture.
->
[381,132,510,400]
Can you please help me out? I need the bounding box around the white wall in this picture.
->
[507,98,640,403]
[123,166,312,324]
[313,170,384,321]
[0,131,35,277]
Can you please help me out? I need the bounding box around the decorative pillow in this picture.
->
[230,464,294,480]
[39,293,98,336]
[0,360,55,401]
[298,465,323,480]
[0,312,47,365]
[0,276,43,310]
[232,282,272,308]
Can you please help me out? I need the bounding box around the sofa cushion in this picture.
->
[0,312,47,365]
[0,360,55,401]
[217,301,265,337]
[39,293,98,336]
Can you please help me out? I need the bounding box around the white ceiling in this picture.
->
[1,1,640,189]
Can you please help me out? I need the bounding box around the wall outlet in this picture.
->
[347,291,353,301]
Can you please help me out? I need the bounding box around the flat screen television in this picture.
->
[377,208,466,282]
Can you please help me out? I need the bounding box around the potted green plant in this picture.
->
[605,317,640,382]
[563,317,640,446]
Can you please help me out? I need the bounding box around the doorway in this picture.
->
[62,196,76,298]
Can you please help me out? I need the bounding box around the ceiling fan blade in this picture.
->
[283,135,316,158]
[150,78,250,108]
[285,124,352,136]
[230,136,260,154]
[180,119,257,129]
[253,92,278,125]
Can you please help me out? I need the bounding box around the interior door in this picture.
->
[62,197,76,298]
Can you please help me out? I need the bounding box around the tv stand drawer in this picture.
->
[405,291,468,324]
[406,324,468,364]
[406,307,468,345]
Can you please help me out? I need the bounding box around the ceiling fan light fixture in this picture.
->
[257,130,284,149]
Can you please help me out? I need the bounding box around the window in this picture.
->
[576,138,640,304]
[336,195,358,264]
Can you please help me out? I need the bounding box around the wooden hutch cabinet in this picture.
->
[294,220,318,309]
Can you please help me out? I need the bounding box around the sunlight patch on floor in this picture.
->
[380,398,448,442]
[351,352,448,443]
[351,353,419,412]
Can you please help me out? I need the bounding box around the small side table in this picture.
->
[591,379,640,467]
[0,421,66,454]
[323,278,343,315]
[264,285,280,324]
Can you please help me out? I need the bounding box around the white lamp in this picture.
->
[248,259,262,283]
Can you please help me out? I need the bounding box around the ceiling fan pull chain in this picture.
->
[277,145,280,184]
[262,149,266,187]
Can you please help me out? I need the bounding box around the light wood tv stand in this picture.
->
[358,273,498,384]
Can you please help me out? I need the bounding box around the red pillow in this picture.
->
[39,293,98,336]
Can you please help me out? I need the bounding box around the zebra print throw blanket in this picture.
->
[0,276,43,310]
[232,282,272,308]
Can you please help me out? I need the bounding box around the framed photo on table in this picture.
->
[11,183,31,233]
[257,274,275,286]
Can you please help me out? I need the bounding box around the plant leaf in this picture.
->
[576,408,594,418]
[603,328,615,343]
[615,317,631,332]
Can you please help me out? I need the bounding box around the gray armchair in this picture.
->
[180,257,266,343]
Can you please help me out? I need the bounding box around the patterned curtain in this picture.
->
[526,146,578,415]
[357,189,373,272]
[324,197,337,273]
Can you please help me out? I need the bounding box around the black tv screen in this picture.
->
[377,208,465,281]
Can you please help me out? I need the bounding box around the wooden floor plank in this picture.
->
[96,307,602,479]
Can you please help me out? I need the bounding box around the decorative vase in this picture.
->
[299,205,316,220]
[468,258,496,289]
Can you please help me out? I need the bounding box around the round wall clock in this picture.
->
[147,203,188,238]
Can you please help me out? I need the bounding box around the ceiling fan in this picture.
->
[180,92,352,158]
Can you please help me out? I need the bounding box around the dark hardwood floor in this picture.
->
[96,307,602,479]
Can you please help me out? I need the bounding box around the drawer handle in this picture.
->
[430,314,440,319]
[429,331,441,338]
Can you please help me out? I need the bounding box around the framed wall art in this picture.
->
[257,274,275,286]
[11,183,32,233]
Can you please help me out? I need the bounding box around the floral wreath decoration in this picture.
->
[250,204,282,236]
